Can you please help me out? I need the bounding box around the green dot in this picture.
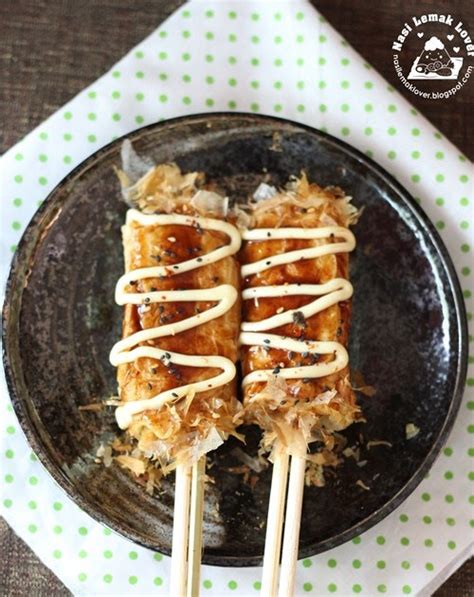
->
[470,495,474,504]
[182,97,191,105]
[104,550,113,559]
[469,449,474,457]
[228,580,237,590]
[103,574,112,583]
[319,57,326,65]
[10,245,17,254]
[328,584,337,593]
[28,500,37,509]
[112,70,120,78]
[377,585,387,593]
[388,104,397,113]
[303,559,312,568]
[341,103,349,112]
[64,133,73,141]
[205,99,214,107]
[318,81,326,90]
[274,104,282,112]
[78,573,87,582]
[353,585,362,594]
[436,221,445,230]
[319,35,327,43]
[275,58,283,67]
[129,576,138,585]
[205,32,214,40]
[460,175,469,183]
[53,550,62,559]
[426,562,434,571]
[103,528,112,536]
[12,197,22,207]
[435,151,444,159]
[412,128,420,136]
[341,80,350,89]
[37,153,48,163]
[403,586,412,594]
[341,58,350,66]
[436,197,445,206]
[423,515,432,524]
[388,150,396,160]
[129,551,138,560]
[424,538,433,547]
[28,524,37,533]
[401,560,410,570]
[297,104,305,113]
[135,92,145,102]
[274,35,282,44]
[78,527,88,536]
[352,536,361,544]
[411,174,421,183]
[364,103,373,112]
[411,150,420,159]
[53,525,62,534]
[448,540,456,550]
[364,81,374,89]
[461,244,470,253]
[39,176,48,186]
[446,517,456,526]
[159,94,168,103]
[39,131,48,140]
[341,127,350,136]
[29,476,38,486]
[14,175,23,183]
[377,560,386,569]
[376,535,385,545]
[87,112,97,121]
[87,134,96,143]
[79,550,87,558]
[388,127,397,135]
[154,577,163,586]
[111,90,120,100]
[328,558,337,568]
[296,34,304,43]
[153,553,163,561]
[445,494,454,503]
[251,35,260,44]
[5,449,14,459]
[228,33,237,43]
[112,113,121,122]
[303,583,313,592]
[352,559,361,568]
[3,499,12,508]
[228,100,237,109]
[250,57,259,66]
[253,581,261,590]
[228,78,237,87]
[250,103,260,112]
[401,537,410,545]
[364,127,373,136]
[228,56,237,65]
[5,474,13,483]
[159,72,168,80]
[203,579,212,589]
[436,174,445,183]
[64,111,72,120]
[251,81,260,90]
[182,30,191,39]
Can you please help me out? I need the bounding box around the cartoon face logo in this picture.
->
[416,37,453,76]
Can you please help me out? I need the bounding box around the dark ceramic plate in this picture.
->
[2,114,467,565]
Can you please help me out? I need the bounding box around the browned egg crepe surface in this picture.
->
[240,177,360,453]
[116,165,242,471]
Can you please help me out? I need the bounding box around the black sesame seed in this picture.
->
[197,257,203,262]
[144,297,151,304]
[263,339,270,344]
[147,382,153,390]
[266,261,271,266]
[171,392,179,398]
[272,367,281,375]
[303,378,311,384]
[267,232,271,237]
[129,280,137,286]
[173,265,180,269]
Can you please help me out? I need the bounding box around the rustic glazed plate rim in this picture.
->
[1,112,468,565]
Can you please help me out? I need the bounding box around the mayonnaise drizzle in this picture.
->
[240,226,355,386]
[110,208,241,429]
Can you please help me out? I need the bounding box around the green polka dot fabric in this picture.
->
[1,2,473,595]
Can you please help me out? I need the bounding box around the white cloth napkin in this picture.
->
[1,1,472,595]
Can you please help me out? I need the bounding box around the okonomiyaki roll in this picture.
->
[240,174,360,458]
[109,162,243,474]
